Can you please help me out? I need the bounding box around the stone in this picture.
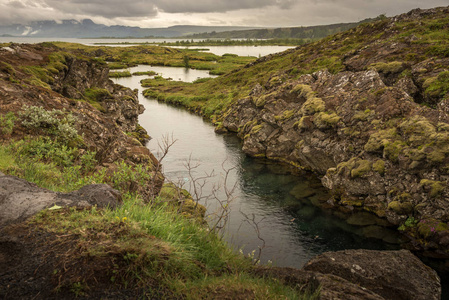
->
[0,175,121,227]
[303,249,441,300]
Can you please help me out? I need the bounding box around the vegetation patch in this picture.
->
[350,159,372,178]
[419,179,445,198]
[369,61,404,74]
[423,71,449,99]
[313,111,340,129]
[109,70,132,78]
[132,70,157,76]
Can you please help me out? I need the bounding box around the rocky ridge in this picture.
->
[219,6,449,261]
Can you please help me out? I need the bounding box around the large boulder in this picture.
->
[303,249,441,300]
[0,173,121,227]
[256,249,440,299]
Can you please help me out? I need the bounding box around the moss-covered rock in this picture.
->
[350,160,372,178]
[420,179,445,198]
[314,111,341,129]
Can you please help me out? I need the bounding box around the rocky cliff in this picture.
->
[218,7,449,260]
[0,43,162,199]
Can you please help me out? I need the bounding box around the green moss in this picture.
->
[383,141,405,163]
[369,61,404,74]
[253,93,273,108]
[388,196,413,215]
[417,218,449,238]
[0,61,15,76]
[84,88,112,102]
[372,159,385,175]
[364,128,397,152]
[437,122,449,132]
[335,158,357,176]
[423,71,449,98]
[300,97,325,116]
[399,116,436,146]
[314,111,340,129]
[350,159,372,178]
[296,116,309,130]
[250,124,263,134]
[21,66,53,89]
[353,109,374,121]
[420,179,445,197]
[275,110,295,121]
[291,84,315,99]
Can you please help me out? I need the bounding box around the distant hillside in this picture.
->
[0,19,260,38]
[183,18,377,40]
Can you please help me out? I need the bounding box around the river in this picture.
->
[113,65,396,269]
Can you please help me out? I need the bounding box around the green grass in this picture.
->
[28,193,311,299]
[109,70,132,78]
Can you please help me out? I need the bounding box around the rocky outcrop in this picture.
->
[0,43,162,199]
[256,249,441,300]
[0,172,120,227]
[220,7,449,259]
[304,249,441,300]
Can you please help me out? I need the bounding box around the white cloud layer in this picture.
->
[0,0,447,27]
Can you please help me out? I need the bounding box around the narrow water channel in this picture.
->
[113,65,397,269]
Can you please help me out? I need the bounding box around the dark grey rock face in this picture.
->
[256,249,441,300]
[303,249,441,300]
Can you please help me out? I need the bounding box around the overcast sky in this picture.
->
[0,0,448,27]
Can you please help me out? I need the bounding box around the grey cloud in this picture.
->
[1,0,296,22]
[0,0,448,27]
[7,1,27,8]
[43,0,158,18]
[153,0,295,13]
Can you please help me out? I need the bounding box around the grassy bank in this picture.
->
[28,194,313,299]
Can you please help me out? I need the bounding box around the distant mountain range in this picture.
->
[0,18,379,40]
[182,18,377,40]
[0,19,261,38]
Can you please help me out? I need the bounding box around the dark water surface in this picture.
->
[113,65,396,269]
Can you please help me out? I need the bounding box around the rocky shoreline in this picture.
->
[216,6,449,267]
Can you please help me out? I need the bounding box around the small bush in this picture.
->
[19,105,78,142]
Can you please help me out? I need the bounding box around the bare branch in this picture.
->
[240,210,266,265]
